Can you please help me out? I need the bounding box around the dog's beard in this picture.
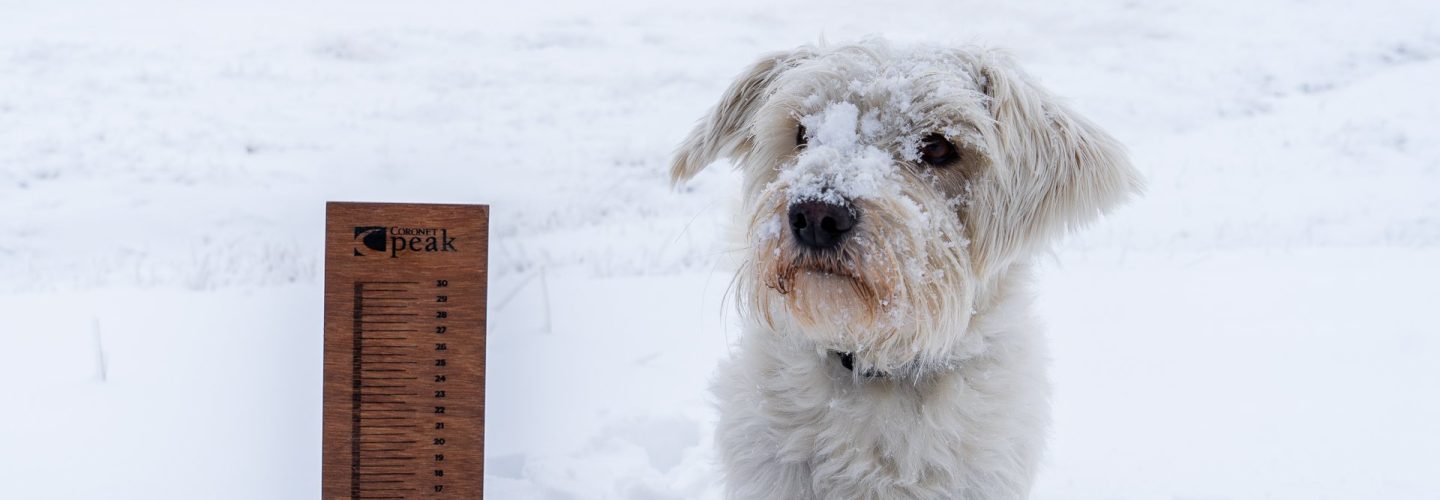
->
[763,245,885,334]
[740,193,977,372]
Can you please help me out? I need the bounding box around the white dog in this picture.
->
[670,39,1141,499]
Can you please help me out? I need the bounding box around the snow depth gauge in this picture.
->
[323,202,488,499]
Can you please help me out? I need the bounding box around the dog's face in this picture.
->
[673,42,1141,373]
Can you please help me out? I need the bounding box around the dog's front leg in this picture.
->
[711,336,825,500]
[716,444,815,500]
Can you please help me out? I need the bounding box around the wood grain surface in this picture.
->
[323,202,488,500]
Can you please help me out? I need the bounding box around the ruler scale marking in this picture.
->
[352,283,364,500]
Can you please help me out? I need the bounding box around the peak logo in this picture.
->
[353,226,458,258]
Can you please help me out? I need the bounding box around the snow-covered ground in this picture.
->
[2,0,1438,498]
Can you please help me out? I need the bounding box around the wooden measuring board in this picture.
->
[323,202,488,500]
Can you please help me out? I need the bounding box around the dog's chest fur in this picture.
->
[712,268,1050,500]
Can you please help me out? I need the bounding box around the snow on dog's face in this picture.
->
[672,41,1141,373]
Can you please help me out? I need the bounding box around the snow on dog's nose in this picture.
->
[778,101,895,255]
[783,102,899,210]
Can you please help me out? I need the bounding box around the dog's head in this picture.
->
[672,40,1141,374]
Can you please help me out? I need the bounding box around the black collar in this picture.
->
[834,351,886,378]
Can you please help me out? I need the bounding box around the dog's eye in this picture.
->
[919,134,959,167]
[796,125,808,149]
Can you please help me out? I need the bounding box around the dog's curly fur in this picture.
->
[671,39,1141,499]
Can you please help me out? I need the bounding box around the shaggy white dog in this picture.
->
[671,39,1141,499]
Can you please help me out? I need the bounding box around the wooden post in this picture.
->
[323,202,488,500]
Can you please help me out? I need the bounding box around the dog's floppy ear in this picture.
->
[974,50,1143,244]
[670,49,812,185]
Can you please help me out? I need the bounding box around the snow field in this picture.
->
[2,0,1438,498]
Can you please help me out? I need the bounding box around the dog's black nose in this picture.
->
[788,200,855,250]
